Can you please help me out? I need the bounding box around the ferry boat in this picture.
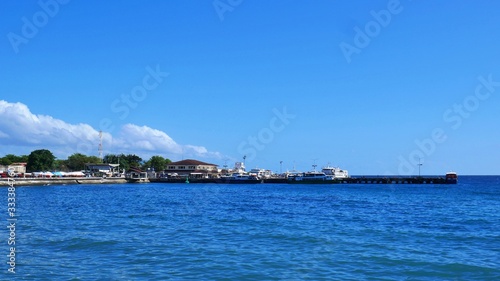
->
[445,172,458,184]
[218,173,262,184]
[290,171,333,182]
[321,166,349,179]
[249,168,272,179]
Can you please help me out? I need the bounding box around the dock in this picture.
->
[286,176,453,184]
[0,177,127,187]
[149,175,456,185]
[1,175,456,187]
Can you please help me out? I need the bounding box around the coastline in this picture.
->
[0,177,127,187]
[1,175,458,187]
[150,175,455,184]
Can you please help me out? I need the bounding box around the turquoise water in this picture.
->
[2,176,499,280]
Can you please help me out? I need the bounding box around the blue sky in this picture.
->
[1,0,499,175]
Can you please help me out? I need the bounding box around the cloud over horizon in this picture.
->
[0,100,223,161]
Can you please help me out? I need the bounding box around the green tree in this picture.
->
[0,154,29,165]
[54,159,69,171]
[67,153,101,171]
[103,154,119,165]
[18,154,29,163]
[142,155,171,171]
[27,149,55,172]
[103,153,143,171]
[124,154,143,169]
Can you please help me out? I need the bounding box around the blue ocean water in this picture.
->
[2,176,499,280]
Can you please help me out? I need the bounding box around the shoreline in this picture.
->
[1,175,458,187]
[150,175,455,184]
[0,177,127,187]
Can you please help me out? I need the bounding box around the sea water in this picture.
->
[1,176,499,280]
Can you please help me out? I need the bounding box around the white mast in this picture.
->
[98,131,103,163]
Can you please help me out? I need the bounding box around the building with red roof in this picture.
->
[164,159,218,178]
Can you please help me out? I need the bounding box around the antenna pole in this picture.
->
[98,131,103,163]
[418,157,423,177]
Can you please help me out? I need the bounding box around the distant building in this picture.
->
[125,167,148,183]
[85,163,120,176]
[0,163,27,175]
[164,159,218,178]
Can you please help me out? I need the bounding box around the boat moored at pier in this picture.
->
[445,172,458,184]
[289,171,333,183]
[218,173,262,184]
[321,166,349,179]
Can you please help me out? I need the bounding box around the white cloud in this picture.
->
[117,124,182,154]
[0,130,8,138]
[0,100,98,148]
[0,100,223,161]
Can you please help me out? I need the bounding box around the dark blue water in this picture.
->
[2,176,499,280]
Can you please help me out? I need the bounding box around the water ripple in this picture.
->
[3,177,499,280]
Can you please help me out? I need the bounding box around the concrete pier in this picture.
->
[287,176,452,184]
[0,177,127,187]
[150,176,455,184]
[1,175,455,186]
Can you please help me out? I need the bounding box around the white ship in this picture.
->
[321,165,349,179]
[249,168,272,179]
[293,171,332,181]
